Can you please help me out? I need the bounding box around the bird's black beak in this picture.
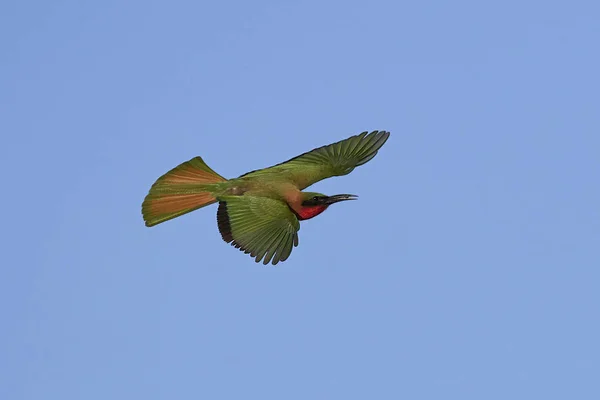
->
[325,194,358,204]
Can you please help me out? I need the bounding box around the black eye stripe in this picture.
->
[302,196,324,206]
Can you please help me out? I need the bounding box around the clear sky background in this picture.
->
[2,1,599,399]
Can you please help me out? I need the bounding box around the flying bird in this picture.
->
[142,130,390,265]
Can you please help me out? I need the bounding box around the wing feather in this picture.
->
[240,130,390,189]
[217,196,300,265]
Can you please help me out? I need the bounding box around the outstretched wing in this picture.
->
[217,196,300,265]
[240,130,390,189]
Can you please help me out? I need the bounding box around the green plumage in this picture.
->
[142,130,390,265]
[240,130,390,189]
[217,196,300,265]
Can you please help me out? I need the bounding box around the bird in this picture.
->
[142,130,390,265]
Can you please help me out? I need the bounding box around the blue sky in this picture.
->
[2,0,599,399]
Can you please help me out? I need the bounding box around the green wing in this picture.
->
[217,196,300,265]
[240,130,390,189]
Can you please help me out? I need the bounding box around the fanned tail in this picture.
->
[142,157,227,227]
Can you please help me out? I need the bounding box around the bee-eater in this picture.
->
[142,130,390,265]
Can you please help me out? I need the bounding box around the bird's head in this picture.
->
[294,192,358,220]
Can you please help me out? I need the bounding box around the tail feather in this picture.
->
[142,157,226,227]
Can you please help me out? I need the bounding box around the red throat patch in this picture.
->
[296,205,328,220]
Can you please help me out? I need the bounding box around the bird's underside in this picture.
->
[142,130,390,265]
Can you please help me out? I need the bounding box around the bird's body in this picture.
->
[142,130,390,264]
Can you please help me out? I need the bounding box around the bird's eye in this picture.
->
[312,196,320,201]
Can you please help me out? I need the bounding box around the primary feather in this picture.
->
[217,196,300,265]
[240,130,390,189]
